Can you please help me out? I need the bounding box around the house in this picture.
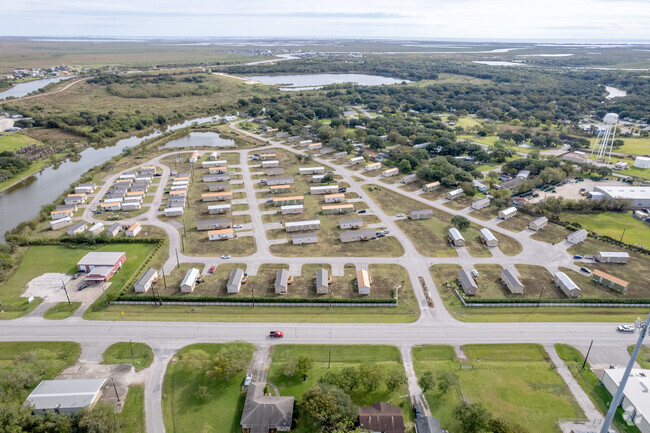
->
[140,165,157,175]
[554,271,581,298]
[88,223,104,235]
[592,269,629,293]
[202,160,227,168]
[332,151,347,160]
[285,220,320,232]
[209,182,229,192]
[298,139,313,146]
[105,223,121,237]
[292,232,318,245]
[310,185,338,195]
[75,183,96,194]
[350,156,364,165]
[495,177,524,191]
[383,167,399,177]
[516,170,530,179]
[446,189,463,200]
[275,269,289,294]
[50,217,73,230]
[281,204,303,215]
[410,209,433,220]
[51,209,72,220]
[202,191,232,202]
[339,218,363,229]
[196,219,232,231]
[358,402,404,433]
[423,182,440,192]
[169,190,187,198]
[402,174,417,184]
[299,166,325,175]
[500,269,524,294]
[596,252,630,264]
[261,160,279,168]
[286,136,301,143]
[415,417,445,433]
[203,174,230,182]
[209,166,228,174]
[180,268,200,293]
[266,176,294,186]
[340,229,376,242]
[227,268,244,293]
[312,174,325,183]
[134,268,158,293]
[240,383,294,433]
[479,228,498,247]
[119,172,136,180]
[100,201,121,212]
[77,252,126,282]
[164,207,184,217]
[567,229,588,244]
[601,368,650,433]
[266,167,285,176]
[56,204,77,212]
[65,193,87,205]
[448,228,465,247]
[208,204,231,214]
[498,207,517,220]
[316,269,329,294]
[167,197,186,207]
[188,151,199,163]
[472,197,490,210]
[528,216,548,231]
[321,204,354,214]
[209,151,219,161]
[473,180,488,193]
[458,270,478,295]
[25,379,106,415]
[67,222,88,236]
[208,228,235,240]
[357,269,371,295]
[122,202,142,211]
[269,185,291,194]
[273,196,304,207]
[104,197,124,204]
[125,222,141,237]
[308,142,322,150]
[260,153,276,160]
[365,162,381,171]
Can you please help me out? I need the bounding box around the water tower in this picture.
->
[590,113,619,161]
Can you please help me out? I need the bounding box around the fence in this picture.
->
[111,300,398,308]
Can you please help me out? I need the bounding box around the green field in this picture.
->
[102,342,154,371]
[117,385,146,433]
[268,345,412,432]
[43,301,81,319]
[162,342,255,433]
[563,211,650,247]
[413,344,583,433]
[0,133,42,152]
[589,136,650,156]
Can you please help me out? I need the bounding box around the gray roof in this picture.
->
[339,218,363,227]
[77,252,124,267]
[597,251,630,258]
[106,223,121,233]
[68,222,87,232]
[531,216,548,225]
[479,228,497,243]
[340,229,376,241]
[56,204,77,211]
[228,268,244,287]
[275,269,289,289]
[411,209,433,217]
[196,219,232,230]
[415,417,444,433]
[317,269,328,287]
[554,271,579,292]
[26,379,106,411]
[501,269,524,291]
[136,268,158,287]
[241,383,294,433]
[291,232,317,241]
[497,177,524,190]
[458,270,478,292]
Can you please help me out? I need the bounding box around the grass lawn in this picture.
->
[555,344,638,433]
[442,195,475,211]
[117,385,146,433]
[102,342,154,371]
[629,345,650,369]
[496,213,535,233]
[589,136,650,156]
[0,133,42,152]
[43,302,81,319]
[430,264,650,322]
[269,345,413,432]
[413,344,583,433]
[162,343,255,433]
[531,221,570,244]
[563,211,650,248]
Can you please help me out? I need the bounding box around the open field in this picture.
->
[442,195,475,211]
[531,221,571,244]
[117,385,146,433]
[563,211,650,247]
[162,342,254,433]
[43,301,81,319]
[413,344,583,433]
[268,345,413,432]
[589,136,650,156]
[102,342,154,372]
[0,133,42,152]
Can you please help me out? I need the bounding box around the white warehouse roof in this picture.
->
[26,379,106,412]
[594,186,650,200]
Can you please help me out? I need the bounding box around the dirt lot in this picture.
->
[529,179,619,203]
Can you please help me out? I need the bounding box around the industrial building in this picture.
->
[602,368,650,433]
[592,186,650,208]
[76,252,127,282]
[25,379,106,414]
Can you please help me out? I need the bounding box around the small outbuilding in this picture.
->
[134,268,158,293]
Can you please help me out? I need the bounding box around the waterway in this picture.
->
[0,76,73,100]
[243,73,407,90]
[605,86,627,99]
[472,61,527,67]
[160,131,235,149]
[0,116,216,241]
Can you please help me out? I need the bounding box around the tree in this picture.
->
[436,371,458,394]
[451,215,470,231]
[180,349,210,370]
[398,159,412,173]
[357,362,386,392]
[386,369,407,392]
[460,182,476,197]
[77,403,121,433]
[487,417,530,433]
[613,139,624,148]
[282,358,299,378]
[321,173,335,184]
[365,135,384,149]
[298,384,357,430]
[194,385,211,402]
[454,401,491,433]
[418,371,435,393]
[296,355,314,378]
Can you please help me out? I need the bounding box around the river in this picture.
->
[0,116,216,241]
[0,76,74,100]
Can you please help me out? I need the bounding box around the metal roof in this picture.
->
[458,270,478,291]
[275,269,289,288]
[448,227,464,241]
[136,268,158,286]
[181,268,200,288]
[285,219,320,227]
[554,271,579,291]
[316,269,328,288]
[228,268,244,287]
[26,379,106,411]
[597,251,630,258]
[77,252,124,267]
[479,228,497,243]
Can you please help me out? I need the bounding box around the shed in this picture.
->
[554,271,581,298]
[498,207,517,220]
[227,268,244,293]
[500,269,524,294]
[567,229,588,244]
[596,252,630,264]
[134,268,158,293]
[528,216,548,231]
[448,228,465,247]
[26,379,106,415]
[275,269,289,294]
[458,270,478,295]
[357,269,371,295]
[180,268,200,293]
[479,228,498,247]
[316,269,329,294]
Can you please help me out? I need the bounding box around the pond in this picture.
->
[605,86,627,99]
[243,73,407,90]
[0,76,74,100]
[159,132,235,149]
[473,61,527,67]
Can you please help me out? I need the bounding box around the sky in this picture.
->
[3,0,650,41]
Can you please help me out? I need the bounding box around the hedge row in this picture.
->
[463,297,650,305]
[6,235,164,247]
[116,295,397,305]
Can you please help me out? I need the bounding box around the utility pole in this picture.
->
[162,268,167,290]
[61,280,71,305]
[251,286,255,308]
[175,248,180,269]
[538,285,546,304]
[582,340,593,370]
[129,340,135,368]
[621,227,627,242]
[111,377,120,402]
[329,286,332,309]
[600,314,650,433]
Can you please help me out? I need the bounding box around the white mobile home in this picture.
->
[261,160,280,168]
[472,198,490,210]
[292,232,318,245]
[227,268,244,293]
[122,202,142,211]
[134,268,158,293]
[567,229,588,244]
[180,268,200,293]
[448,228,465,247]
[410,209,433,220]
[208,204,231,214]
[479,228,498,247]
[299,166,325,175]
[528,216,548,231]
[88,223,104,235]
[349,156,364,165]
[500,269,524,294]
[446,189,463,200]
[596,251,630,264]
[383,167,399,177]
[50,217,73,231]
[67,222,88,236]
[285,220,320,232]
[339,218,363,229]
[498,207,517,220]
[423,182,440,192]
[164,207,184,217]
[554,271,581,298]
[365,162,381,171]
[125,222,141,237]
[281,204,303,215]
[310,185,338,195]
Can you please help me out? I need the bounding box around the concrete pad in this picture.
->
[288,263,302,276]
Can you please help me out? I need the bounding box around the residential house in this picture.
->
[473,180,488,193]
[365,162,381,171]
[357,269,371,295]
[472,197,490,210]
[65,193,87,205]
[358,402,404,433]
[281,205,303,215]
[498,207,517,220]
[410,209,433,220]
[188,151,199,163]
[266,176,294,186]
[126,222,141,237]
[339,218,363,229]
[261,160,280,168]
[299,167,325,175]
[316,269,329,294]
[592,270,629,293]
[75,183,96,194]
[340,230,375,242]
[122,202,142,211]
[298,139,313,146]
[209,182,229,192]
[269,185,291,194]
[448,228,465,247]
[310,185,338,195]
[596,252,630,264]
[500,269,524,294]
[227,268,244,293]
[180,268,200,293]
[101,202,122,211]
[292,232,318,245]
[240,383,293,433]
[458,270,478,295]
[51,209,72,220]
[554,271,581,298]
[479,228,498,247]
[446,189,463,200]
[266,167,285,176]
[273,196,304,207]
[528,216,548,231]
[423,182,440,192]
[134,268,158,293]
[209,151,219,161]
[332,151,347,160]
[350,156,364,165]
[208,228,234,240]
[202,191,232,202]
[50,217,73,230]
[67,222,88,236]
[322,204,354,214]
[169,190,187,198]
[567,229,588,244]
[401,174,417,184]
[285,220,320,232]
[196,219,232,231]
[164,207,184,217]
[275,269,289,294]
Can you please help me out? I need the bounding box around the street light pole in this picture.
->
[600,314,650,433]
[61,280,71,305]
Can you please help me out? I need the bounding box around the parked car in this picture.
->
[471,269,479,277]
[209,266,216,274]
[377,233,385,238]
[72,273,80,280]
[154,173,162,177]
[221,254,231,259]
[339,187,347,193]
[243,373,253,387]
[357,209,367,214]
[617,325,635,333]
[266,199,273,203]
[78,284,89,291]
[269,330,284,338]
[396,213,405,218]
[413,403,422,419]
[580,267,592,274]
[234,224,242,229]
[574,255,583,259]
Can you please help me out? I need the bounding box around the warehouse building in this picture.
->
[76,252,126,282]
[592,186,650,208]
[26,379,106,415]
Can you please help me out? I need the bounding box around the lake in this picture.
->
[160,132,235,149]
[0,116,216,241]
[243,73,407,90]
[605,86,627,99]
[473,61,527,67]
[0,76,74,100]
